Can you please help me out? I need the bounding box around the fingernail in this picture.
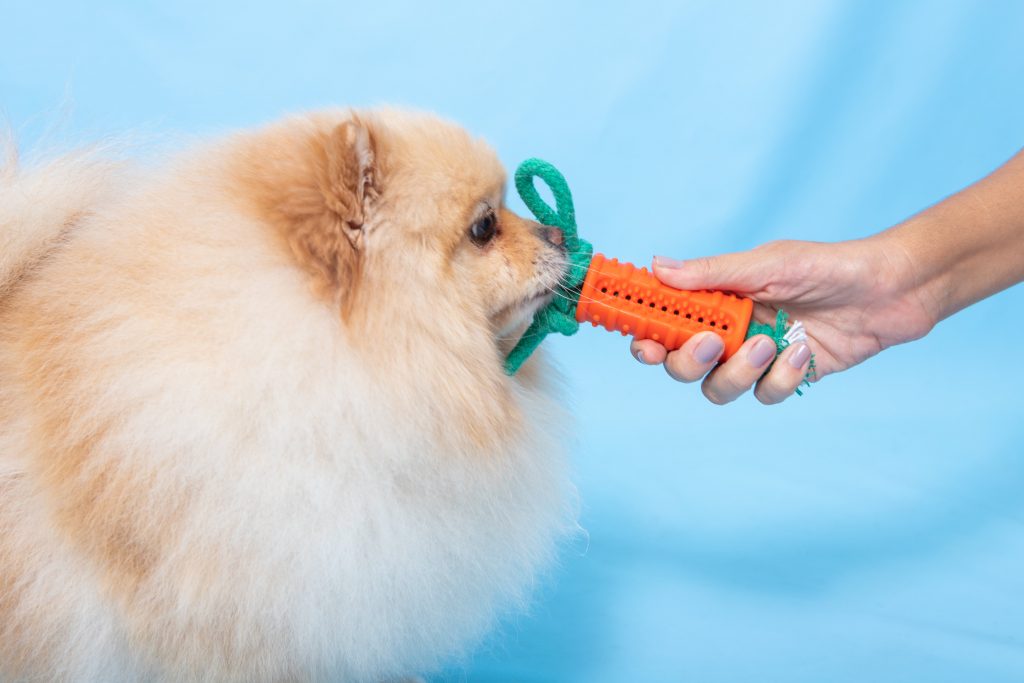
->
[788,343,811,369]
[634,349,646,364]
[748,338,776,368]
[693,334,724,364]
[653,255,685,269]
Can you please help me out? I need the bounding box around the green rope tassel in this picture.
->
[504,159,593,374]
[747,309,816,395]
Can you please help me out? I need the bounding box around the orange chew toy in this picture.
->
[505,158,812,394]
[575,253,754,360]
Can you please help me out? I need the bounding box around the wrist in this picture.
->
[876,219,946,323]
[880,152,1024,325]
[861,226,943,339]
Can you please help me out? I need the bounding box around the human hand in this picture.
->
[630,237,938,404]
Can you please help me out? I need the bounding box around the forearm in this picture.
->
[877,148,1024,325]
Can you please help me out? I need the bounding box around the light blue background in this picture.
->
[4,2,1024,681]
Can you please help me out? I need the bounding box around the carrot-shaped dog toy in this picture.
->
[505,159,813,393]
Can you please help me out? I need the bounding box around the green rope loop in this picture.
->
[514,159,575,233]
[504,159,593,374]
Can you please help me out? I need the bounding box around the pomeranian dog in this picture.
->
[0,109,573,682]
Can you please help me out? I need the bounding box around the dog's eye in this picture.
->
[468,212,497,246]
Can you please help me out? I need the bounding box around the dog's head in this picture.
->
[240,109,567,367]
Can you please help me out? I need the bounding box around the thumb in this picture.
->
[651,251,768,293]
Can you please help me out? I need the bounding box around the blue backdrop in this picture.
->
[5,2,1024,681]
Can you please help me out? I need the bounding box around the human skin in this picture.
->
[631,148,1024,405]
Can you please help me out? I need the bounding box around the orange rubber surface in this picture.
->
[575,253,754,360]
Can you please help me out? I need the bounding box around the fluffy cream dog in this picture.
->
[0,110,573,682]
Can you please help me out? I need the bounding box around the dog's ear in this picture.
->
[321,118,377,247]
[247,114,380,306]
[272,117,379,304]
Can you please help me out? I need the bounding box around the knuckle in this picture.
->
[718,359,747,382]
[664,357,697,383]
[667,352,700,385]
[701,381,733,405]
[760,239,796,254]
[757,367,802,404]
[754,384,785,405]
[691,257,714,279]
[710,358,764,402]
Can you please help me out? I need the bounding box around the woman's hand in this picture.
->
[629,236,938,404]
[631,147,1024,405]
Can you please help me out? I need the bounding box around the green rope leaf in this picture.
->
[504,159,593,374]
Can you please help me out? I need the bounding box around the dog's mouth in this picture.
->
[519,288,556,317]
[494,289,554,335]
[493,253,571,339]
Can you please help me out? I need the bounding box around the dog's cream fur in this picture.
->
[0,110,573,682]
